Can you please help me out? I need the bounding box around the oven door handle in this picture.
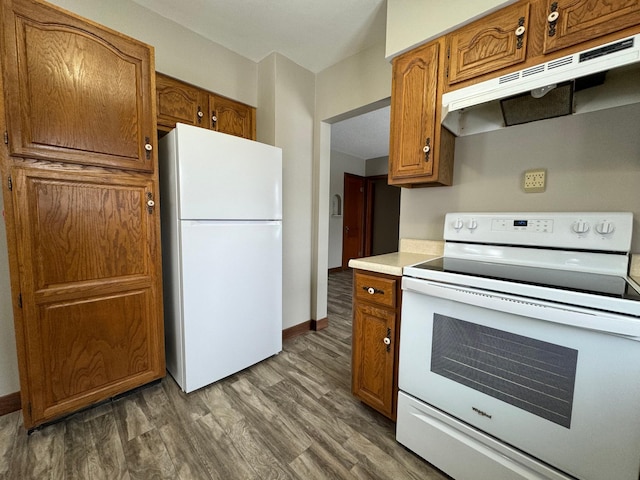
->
[402,276,640,340]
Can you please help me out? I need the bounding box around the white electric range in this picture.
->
[397,212,640,480]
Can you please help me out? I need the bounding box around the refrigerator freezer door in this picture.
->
[174,123,282,221]
[176,220,282,393]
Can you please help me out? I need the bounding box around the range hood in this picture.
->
[442,34,640,136]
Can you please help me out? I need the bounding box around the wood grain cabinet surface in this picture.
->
[541,0,640,54]
[351,270,402,420]
[0,0,165,430]
[388,39,455,187]
[156,73,210,131]
[447,2,531,86]
[156,73,256,140]
[444,0,640,90]
[1,0,156,173]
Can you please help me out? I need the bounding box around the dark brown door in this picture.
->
[342,173,366,268]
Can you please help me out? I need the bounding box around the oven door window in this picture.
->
[431,314,577,428]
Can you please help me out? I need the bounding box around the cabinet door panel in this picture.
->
[156,73,210,130]
[210,95,256,140]
[1,0,155,172]
[389,42,438,180]
[543,0,640,54]
[352,303,396,418]
[448,2,530,85]
[12,166,164,427]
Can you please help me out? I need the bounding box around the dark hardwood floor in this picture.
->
[0,269,447,479]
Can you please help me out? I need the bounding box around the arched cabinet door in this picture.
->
[210,94,256,140]
[1,0,156,172]
[542,0,640,54]
[389,39,455,187]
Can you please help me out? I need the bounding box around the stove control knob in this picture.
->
[595,221,615,235]
[452,219,464,231]
[467,219,478,231]
[571,221,590,234]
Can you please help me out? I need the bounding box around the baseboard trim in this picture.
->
[282,317,330,341]
[328,267,344,274]
[312,317,328,331]
[0,391,21,416]
[282,321,312,341]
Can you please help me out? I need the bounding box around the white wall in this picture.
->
[400,103,640,252]
[366,156,390,177]
[312,42,393,321]
[0,193,19,397]
[328,151,366,270]
[259,53,316,330]
[385,0,514,59]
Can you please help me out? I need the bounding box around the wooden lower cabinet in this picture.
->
[7,163,165,429]
[351,270,402,420]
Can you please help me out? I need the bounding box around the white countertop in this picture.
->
[348,239,444,276]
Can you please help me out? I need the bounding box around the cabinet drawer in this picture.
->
[354,272,397,308]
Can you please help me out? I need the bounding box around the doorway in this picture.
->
[341,173,400,269]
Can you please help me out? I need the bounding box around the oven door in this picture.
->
[399,277,640,480]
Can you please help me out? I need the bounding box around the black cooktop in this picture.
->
[412,257,640,301]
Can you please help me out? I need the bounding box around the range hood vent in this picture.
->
[442,34,640,136]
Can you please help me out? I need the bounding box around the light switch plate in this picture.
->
[523,169,546,193]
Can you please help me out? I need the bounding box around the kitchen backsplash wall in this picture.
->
[400,102,640,253]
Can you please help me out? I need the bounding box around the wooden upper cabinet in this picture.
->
[447,2,531,86]
[1,0,155,172]
[155,73,256,140]
[389,39,455,187]
[210,94,256,140]
[542,0,640,54]
[156,73,210,131]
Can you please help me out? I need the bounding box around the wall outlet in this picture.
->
[523,169,546,193]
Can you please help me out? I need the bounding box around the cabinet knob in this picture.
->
[212,114,218,124]
[548,3,559,37]
[362,286,384,295]
[144,143,153,151]
[197,107,204,122]
[423,137,431,162]
[384,327,391,352]
[515,16,526,49]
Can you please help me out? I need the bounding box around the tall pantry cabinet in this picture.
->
[0,0,165,430]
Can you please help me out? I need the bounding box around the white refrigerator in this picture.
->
[158,123,282,393]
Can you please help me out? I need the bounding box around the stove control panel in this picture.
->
[444,212,633,252]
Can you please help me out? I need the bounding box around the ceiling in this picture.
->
[132,0,391,160]
[131,0,387,74]
[331,105,390,160]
